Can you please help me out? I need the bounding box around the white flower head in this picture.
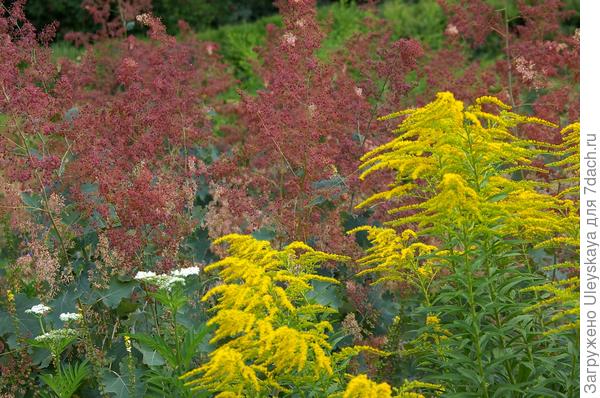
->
[134,271,157,281]
[153,275,186,291]
[35,328,78,343]
[59,312,82,322]
[25,304,52,316]
[171,266,200,278]
[140,274,186,291]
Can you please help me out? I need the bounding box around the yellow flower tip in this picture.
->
[560,122,579,135]
[353,345,391,357]
[347,225,370,235]
[426,314,440,326]
[436,91,456,101]
[123,335,132,353]
[179,367,203,380]
[378,111,403,121]
[524,116,558,128]
[474,95,512,110]
[400,229,417,240]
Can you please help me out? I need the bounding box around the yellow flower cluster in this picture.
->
[181,234,350,395]
[355,92,579,335]
[341,374,393,398]
[549,122,581,181]
[396,380,445,398]
[348,226,437,289]
[522,122,580,334]
[337,374,443,398]
[357,92,569,243]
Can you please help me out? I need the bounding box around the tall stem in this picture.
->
[171,301,181,370]
[462,235,489,398]
[503,1,516,108]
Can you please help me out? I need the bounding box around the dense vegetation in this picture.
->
[0,0,579,397]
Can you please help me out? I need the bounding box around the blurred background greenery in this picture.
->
[11,0,579,97]
[18,0,579,40]
[14,0,357,37]
[16,0,577,50]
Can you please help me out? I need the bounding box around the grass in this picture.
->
[51,41,84,61]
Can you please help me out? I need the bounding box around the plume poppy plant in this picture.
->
[206,0,424,255]
[1,2,234,279]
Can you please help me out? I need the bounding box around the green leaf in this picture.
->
[41,360,89,398]
[307,195,327,207]
[487,192,509,202]
[306,280,342,309]
[180,324,212,369]
[251,228,276,241]
[312,175,346,190]
[101,359,145,398]
[100,278,136,309]
[101,370,129,398]
[132,341,166,366]
[128,333,176,367]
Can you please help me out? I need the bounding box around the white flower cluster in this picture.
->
[25,304,51,316]
[149,274,185,290]
[59,312,82,322]
[134,271,157,280]
[171,266,200,277]
[134,266,200,291]
[34,328,78,343]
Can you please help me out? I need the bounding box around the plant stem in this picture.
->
[171,301,181,370]
[503,2,516,109]
[462,233,489,398]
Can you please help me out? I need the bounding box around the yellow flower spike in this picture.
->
[350,225,437,288]
[333,346,390,365]
[523,116,559,128]
[123,335,132,353]
[215,392,240,398]
[312,343,333,376]
[474,95,512,110]
[470,111,507,127]
[184,347,260,393]
[301,274,341,285]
